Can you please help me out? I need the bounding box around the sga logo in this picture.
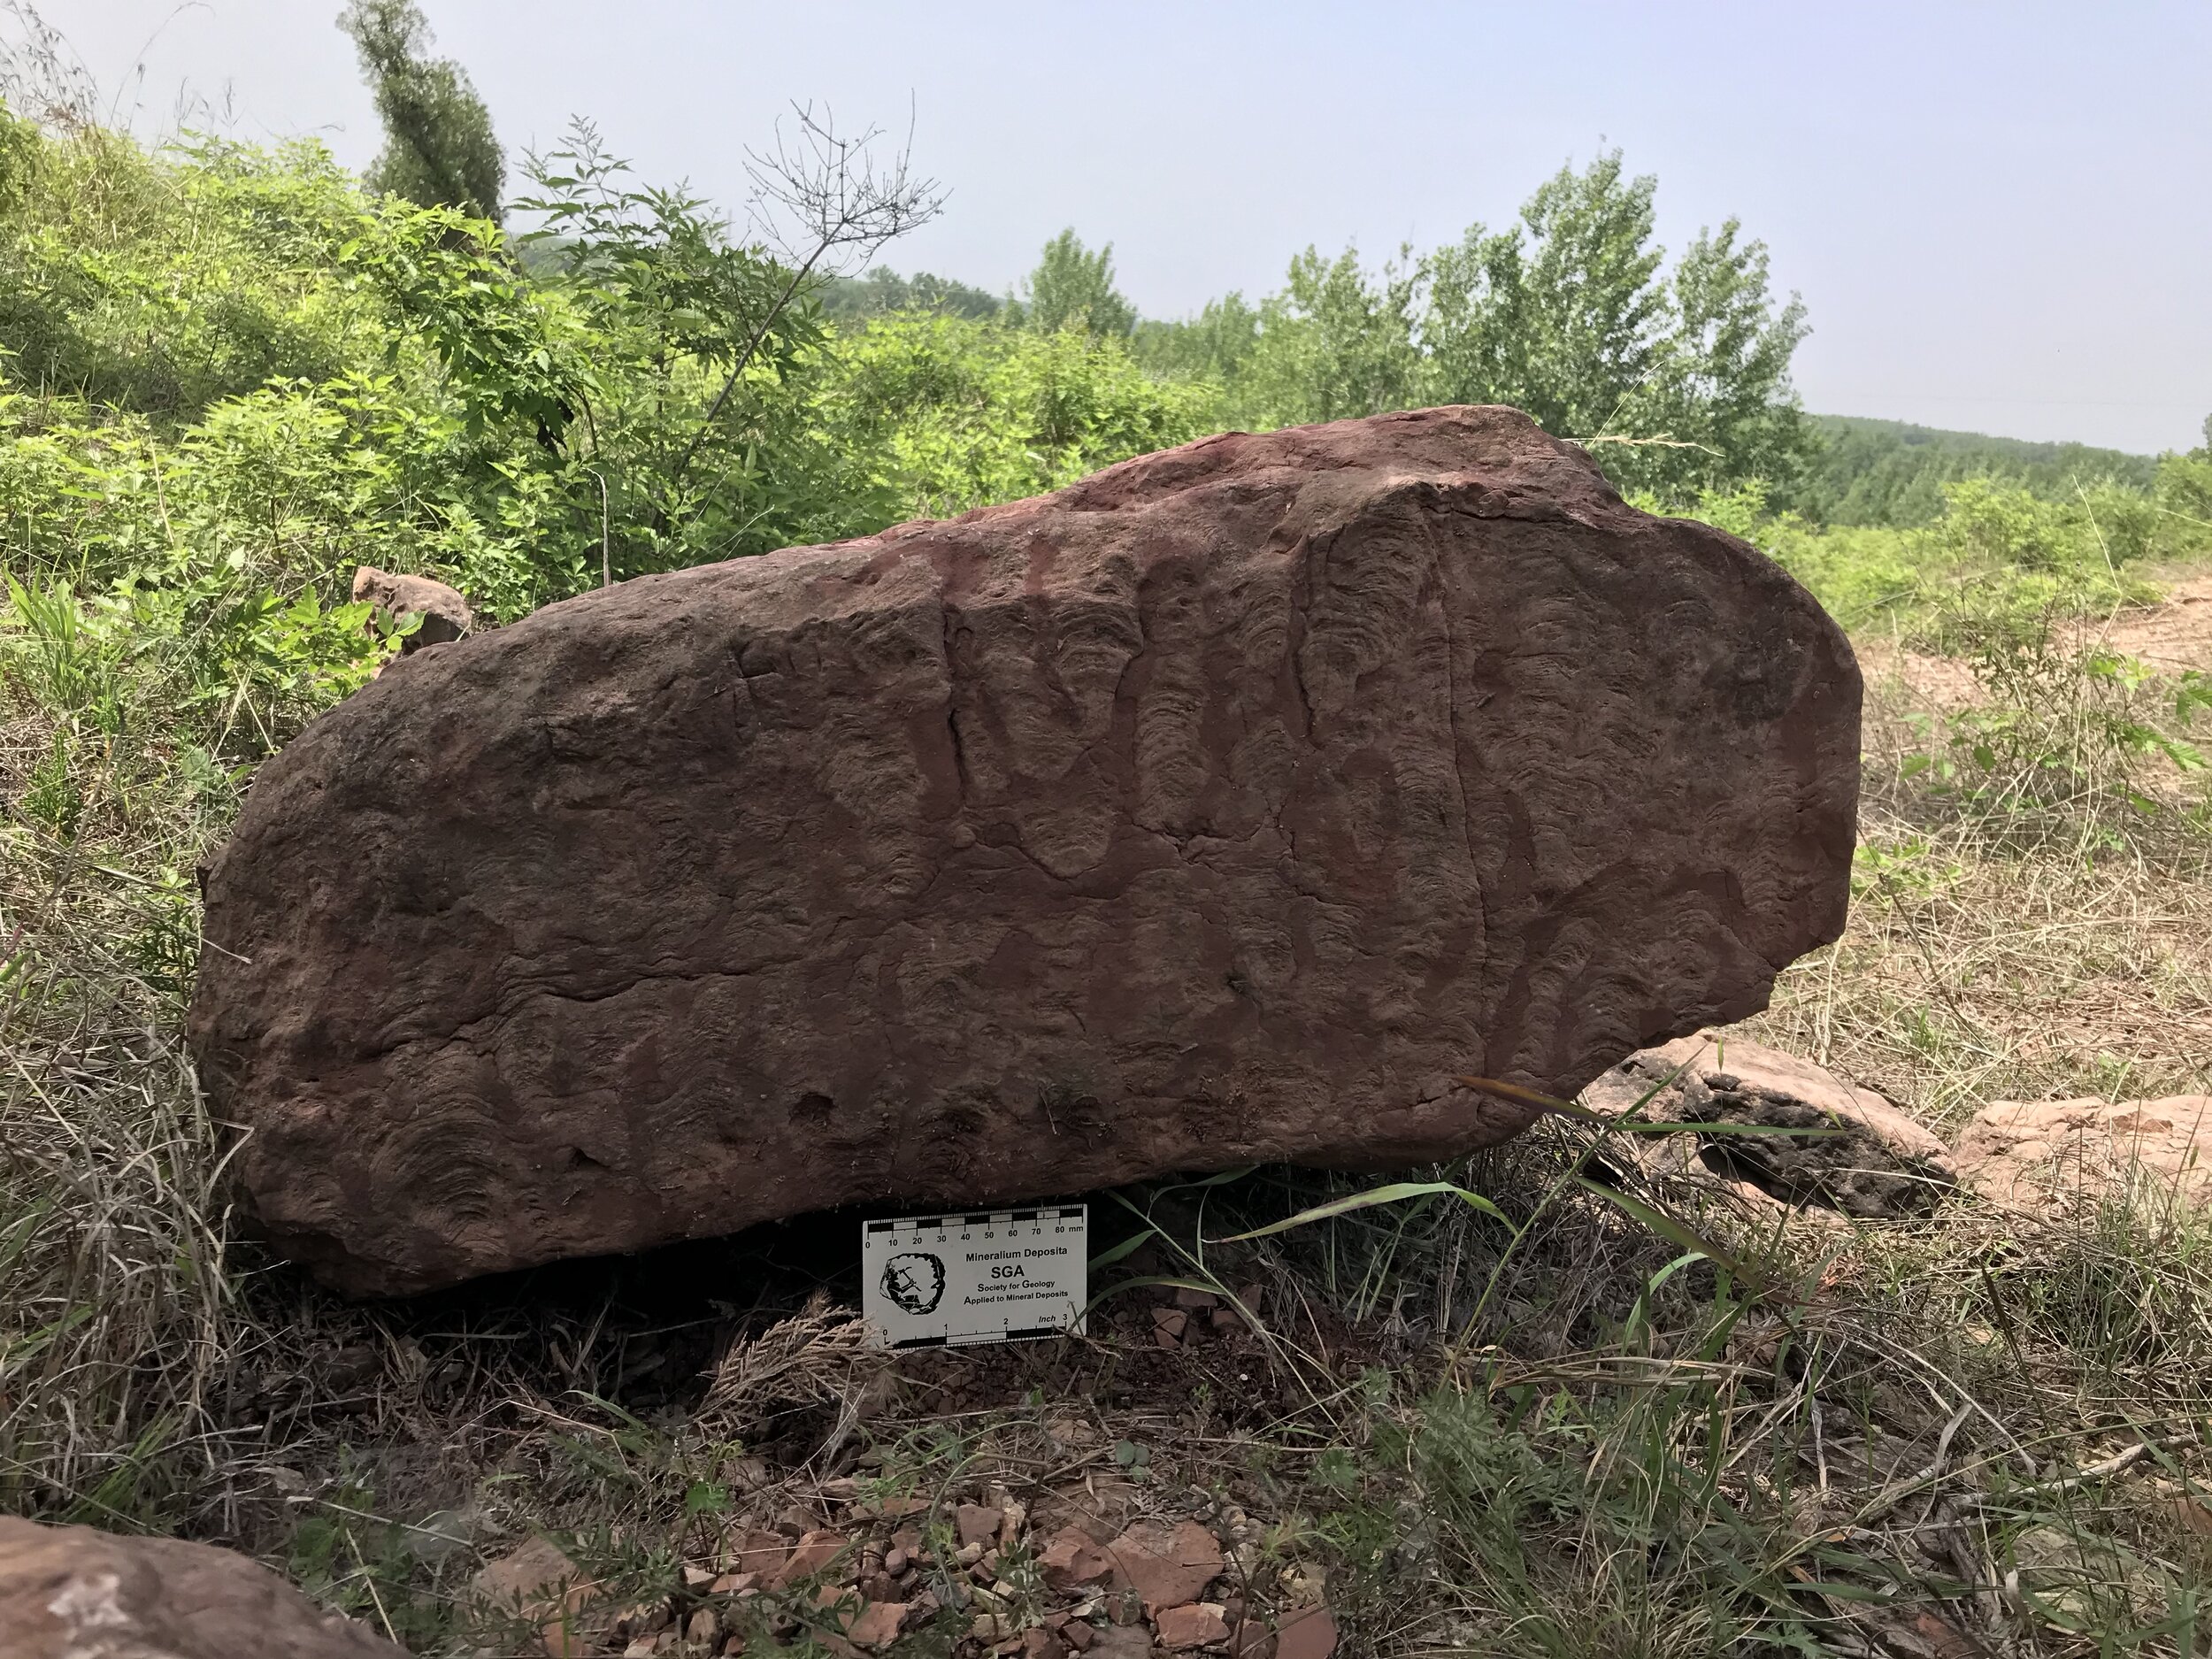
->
[880,1251,947,1316]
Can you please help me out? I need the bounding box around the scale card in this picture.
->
[860,1206,1087,1348]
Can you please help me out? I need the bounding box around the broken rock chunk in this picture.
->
[1155,1602,1232,1649]
[1104,1519,1223,1613]
[1586,1032,1953,1217]
[0,1516,408,1658]
[1954,1094,2212,1214]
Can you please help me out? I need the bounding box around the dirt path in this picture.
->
[1859,567,2212,713]
[2107,569,2212,673]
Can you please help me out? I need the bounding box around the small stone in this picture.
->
[956,1540,987,1567]
[1276,1606,1338,1659]
[972,1613,1006,1642]
[722,1528,791,1577]
[1210,1307,1241,1333]
[770,1528,849,1588]
[686,1607,719,1644]
[1151,1308,1188,1348]
[847,1600,907,1650]
[470,1536,583,1617]
[1023,1628,1070,1659]
[1155,1603,1231,1649]
[958,1502,1007,1549]
[1040,1525,1120,1592]
[708,1571,758,1595]
[883,1546,909,1577]
[1064,1622,1098,1652]
[683,1564,717,1590]
[1103,1520,1222,1613]
[351,565,472,650]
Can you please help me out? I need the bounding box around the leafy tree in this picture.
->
[1142,152,1812,497]
[1417,152,1809,497]
[821,266,1002,321]
[1014,228,1136,337]
[1132,292,1259,390]
[826,312,1215,519]
[1800,415,2159,526]
[1239,246,1421,428]
[338,0,505,221]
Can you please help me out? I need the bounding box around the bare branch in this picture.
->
[0,0,100,131]
[743,98,945,279]
[666,102,943,497]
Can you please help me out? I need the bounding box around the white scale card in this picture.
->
[860,1206,1087,1348]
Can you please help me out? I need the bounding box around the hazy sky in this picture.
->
[46,1,2212,454]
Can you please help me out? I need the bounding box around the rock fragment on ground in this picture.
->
[351,564,472,649]
[1106,1518,1223,1613]
[1275,1605,1340,1659]
[1154,1601,1232,1647]
[0,1515,409,1658]
[1586,1031,1953,1217]
[1952,1094,2212,1213]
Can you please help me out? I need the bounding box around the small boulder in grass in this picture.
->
[1953,1094,2212,1215]
[0,1516,408,1659]
[1585,1032,1954,1218]
[471,1535,583,1613]
[350,565,472,649]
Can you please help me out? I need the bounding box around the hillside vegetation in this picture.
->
[4,54,2212,1659]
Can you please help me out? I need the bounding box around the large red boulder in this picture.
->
[188,407,1860,1294]
[0,1517,407,1658]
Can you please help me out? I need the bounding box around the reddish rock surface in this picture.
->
[351,565,472,649]
[1953,1094,2212,1213]
[1585,1031,1953,1217]
[1155,1602,1232,1649]
[192,406,1861,1294]
[0,1516,407,1659]
[1275,1606,1339,1659]
[1105,1519,1224,1613]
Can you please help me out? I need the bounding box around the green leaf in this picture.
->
[1210,1180,1517,1244]
[1568,1174,1766,1289]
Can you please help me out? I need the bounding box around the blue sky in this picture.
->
[50,0,2212,453]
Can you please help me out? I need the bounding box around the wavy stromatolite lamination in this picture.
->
[188,406,1862,1294]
